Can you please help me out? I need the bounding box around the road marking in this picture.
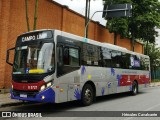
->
[144,103,160,111]
[123,103,160,120]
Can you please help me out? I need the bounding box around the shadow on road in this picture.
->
[7,91,147,113]
[96,91,146,103]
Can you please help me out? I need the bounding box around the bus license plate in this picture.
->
[20,94,27,98]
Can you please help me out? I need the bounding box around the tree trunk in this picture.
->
[33,0,38,30]
[25,0,30,31]
[146,39,149,55]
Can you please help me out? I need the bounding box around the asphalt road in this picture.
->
[1,86,160,120]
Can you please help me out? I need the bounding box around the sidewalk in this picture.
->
[149,82,160,87]
[0,82,160,108]
[0,93,23,107]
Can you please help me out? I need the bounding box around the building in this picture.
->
[0,0,144,91]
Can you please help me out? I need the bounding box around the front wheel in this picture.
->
[81,84,94,106]
[132,81,138,95]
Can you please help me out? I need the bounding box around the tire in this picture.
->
[81,84,94,106]
[132,81,138,95]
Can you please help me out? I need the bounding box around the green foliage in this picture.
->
[103,0,160,43]
[152,79,160,83]
[107,18,129,38]
[144,43,160,70]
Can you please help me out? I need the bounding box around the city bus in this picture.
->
[6,29,150,106]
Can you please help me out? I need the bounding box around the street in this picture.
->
[1,86,160,120]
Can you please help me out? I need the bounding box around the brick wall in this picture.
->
[0,0,144,89]
[0,0,2,88]
[134,42,143,54]
[0,0,12,89]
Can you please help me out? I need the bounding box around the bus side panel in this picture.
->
[55,66,150,103]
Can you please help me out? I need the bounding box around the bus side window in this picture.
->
[63,47,69,65]
[57,46,64,77]
[57,46,63,66]
[101,47,112,67]
[69,48,80,66]
[57,45,80,77]
[63,47,80,66]
[140,57,150,70]
[130,55,141,70]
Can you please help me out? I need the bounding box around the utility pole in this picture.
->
[85,0,91,38]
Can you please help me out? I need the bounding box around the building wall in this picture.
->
[0,1,12,89]
[134,42,143,54]
[116,35,132,50]
[0,0,3,88]
[0,0,144,89]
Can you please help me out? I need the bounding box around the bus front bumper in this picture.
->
[10,88,55,103]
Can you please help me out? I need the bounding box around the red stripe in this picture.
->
[12,80,45,91]
[120,75,150,86]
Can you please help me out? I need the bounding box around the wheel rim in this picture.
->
[84,89,92,103]
[133,84,137,94]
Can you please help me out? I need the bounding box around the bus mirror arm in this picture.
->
[6,47,15,66]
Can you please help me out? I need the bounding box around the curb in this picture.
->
[0,101,37,108]
[0,101,24,108]
[0,101,35,108]
[149,82,160,87]
[149,85,160,87]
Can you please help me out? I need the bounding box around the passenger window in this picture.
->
[63,47,79,66]
[63,47,69,65]
[82,43,101,66]
[69,48,79,66]
[57,45,80,77]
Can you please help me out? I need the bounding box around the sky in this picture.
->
[53,0,106,25]
[156,0,160,46]
[53,0,160,45]
[155,29,160,46]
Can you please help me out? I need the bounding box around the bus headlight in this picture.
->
[40,85,45,91]
[40,82,52,92]
[47,82,52,87]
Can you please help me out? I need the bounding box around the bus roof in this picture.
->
[19,29,149,58]
[55,29,149,58]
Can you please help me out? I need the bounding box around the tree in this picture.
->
[144,43,160,79]
[131,0,160,51]
[25,0,39,31]
[103,0,160,49]
[33,0,39,30]
[25,0,30,31]
[104,0,131,45]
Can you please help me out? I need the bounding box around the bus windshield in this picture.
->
[13,42,54,74]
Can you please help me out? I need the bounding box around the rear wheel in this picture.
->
[132,81,138,95]
[81,84,94,106]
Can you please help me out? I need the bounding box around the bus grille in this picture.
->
[12,89,39,98]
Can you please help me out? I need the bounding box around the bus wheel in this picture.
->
[132,81,138,95]
[81,84,94,106]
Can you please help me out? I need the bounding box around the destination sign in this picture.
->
[19,31,52,42]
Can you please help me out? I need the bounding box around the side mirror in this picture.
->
[6,47,15,66]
